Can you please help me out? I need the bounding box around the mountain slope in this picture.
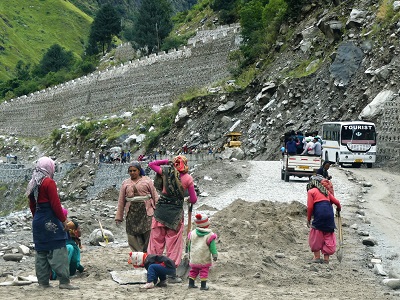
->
[0,0,92,81]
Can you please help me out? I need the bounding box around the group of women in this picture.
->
[26,154,196,289]
[115,155,197,281]
[26,152,341,290]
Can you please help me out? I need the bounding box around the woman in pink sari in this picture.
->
[147,155,197,283]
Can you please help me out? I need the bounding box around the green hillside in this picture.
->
[0,0,92,81]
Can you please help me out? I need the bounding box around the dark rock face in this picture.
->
[330,42,364,87]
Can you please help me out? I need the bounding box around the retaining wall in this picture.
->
[377,95,400,163]
[86,153,219,200]
[0,25,240,138]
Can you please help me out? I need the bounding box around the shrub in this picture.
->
[51,128,63,145]
[76,121,97,137]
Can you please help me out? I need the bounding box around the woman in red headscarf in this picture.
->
[147,155,197,283]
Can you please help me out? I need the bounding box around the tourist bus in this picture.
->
[321,121,377,168]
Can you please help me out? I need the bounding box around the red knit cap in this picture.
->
[195,213,210,228]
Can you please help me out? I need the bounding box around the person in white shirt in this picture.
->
[301,139,315,155]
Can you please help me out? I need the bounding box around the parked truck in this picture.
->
[281,154,322,182]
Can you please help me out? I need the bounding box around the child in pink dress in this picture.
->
[188,213,218,290]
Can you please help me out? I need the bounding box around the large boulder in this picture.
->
[317,18,343,43]
[359,90,395,120]
[346,9,368,29]
[329,42,364,87]
[219,147,245,160]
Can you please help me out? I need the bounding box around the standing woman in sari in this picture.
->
[307,176,341,264]
[147,155,197,279]
[26,156,79,290]
[115,161,158,252]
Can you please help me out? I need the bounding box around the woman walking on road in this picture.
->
[147,155,197,282]
[306,176,341,264]
[115,161,158,252]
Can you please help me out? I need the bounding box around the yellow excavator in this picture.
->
[224,132,242,148]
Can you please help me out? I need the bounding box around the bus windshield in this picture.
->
[341,124,376,145]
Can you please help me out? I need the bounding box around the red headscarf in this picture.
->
[173,155,189,173]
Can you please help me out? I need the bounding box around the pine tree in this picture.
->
[87,4,121,55]
[131,0,173,53]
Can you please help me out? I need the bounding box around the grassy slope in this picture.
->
[0,0,92,81]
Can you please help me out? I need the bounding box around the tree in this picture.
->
[284,0,305,19]
[239,0,265,62]
[37,44,74,76]
[14,60,31,81]
[131,0,173,53]
[210,0,239,23]
[87,4,121,55]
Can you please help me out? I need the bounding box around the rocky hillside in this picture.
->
[156,0,400,165]
[2,0,400,166]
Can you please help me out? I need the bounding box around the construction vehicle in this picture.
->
[224,132,242,148]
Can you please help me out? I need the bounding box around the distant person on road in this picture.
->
[26,156,79,290]
[313,137,322,156]
[317,161,332,180]
[115,161,158,252]
[285,137,297,155]
[147,155,197,283]
[306,176,341,264]
[280,145,285,157]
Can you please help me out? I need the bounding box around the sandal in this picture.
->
[310,258,322,263]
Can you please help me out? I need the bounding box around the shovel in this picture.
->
[98,219,109,247]
[176,202,193,278]
[336,210,343,262]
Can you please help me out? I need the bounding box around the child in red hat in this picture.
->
[187,213,218,290]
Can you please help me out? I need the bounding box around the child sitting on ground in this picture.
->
[187,213,218,291]
[51,208,85,280]
[128,252,176,289]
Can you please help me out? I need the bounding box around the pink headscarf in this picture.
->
[25,157,56,198]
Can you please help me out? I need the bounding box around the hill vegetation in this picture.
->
[0,0,93,81]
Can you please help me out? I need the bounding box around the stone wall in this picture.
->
[0,25,240,138]
[0,164,30,183]
[377,95,400,164]
[86,153,219,200]
[0,161,75,184]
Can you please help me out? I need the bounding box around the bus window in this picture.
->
[341,125,376,145]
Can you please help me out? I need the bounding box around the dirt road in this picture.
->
[1,160,399,299]
[345,167,400,272]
